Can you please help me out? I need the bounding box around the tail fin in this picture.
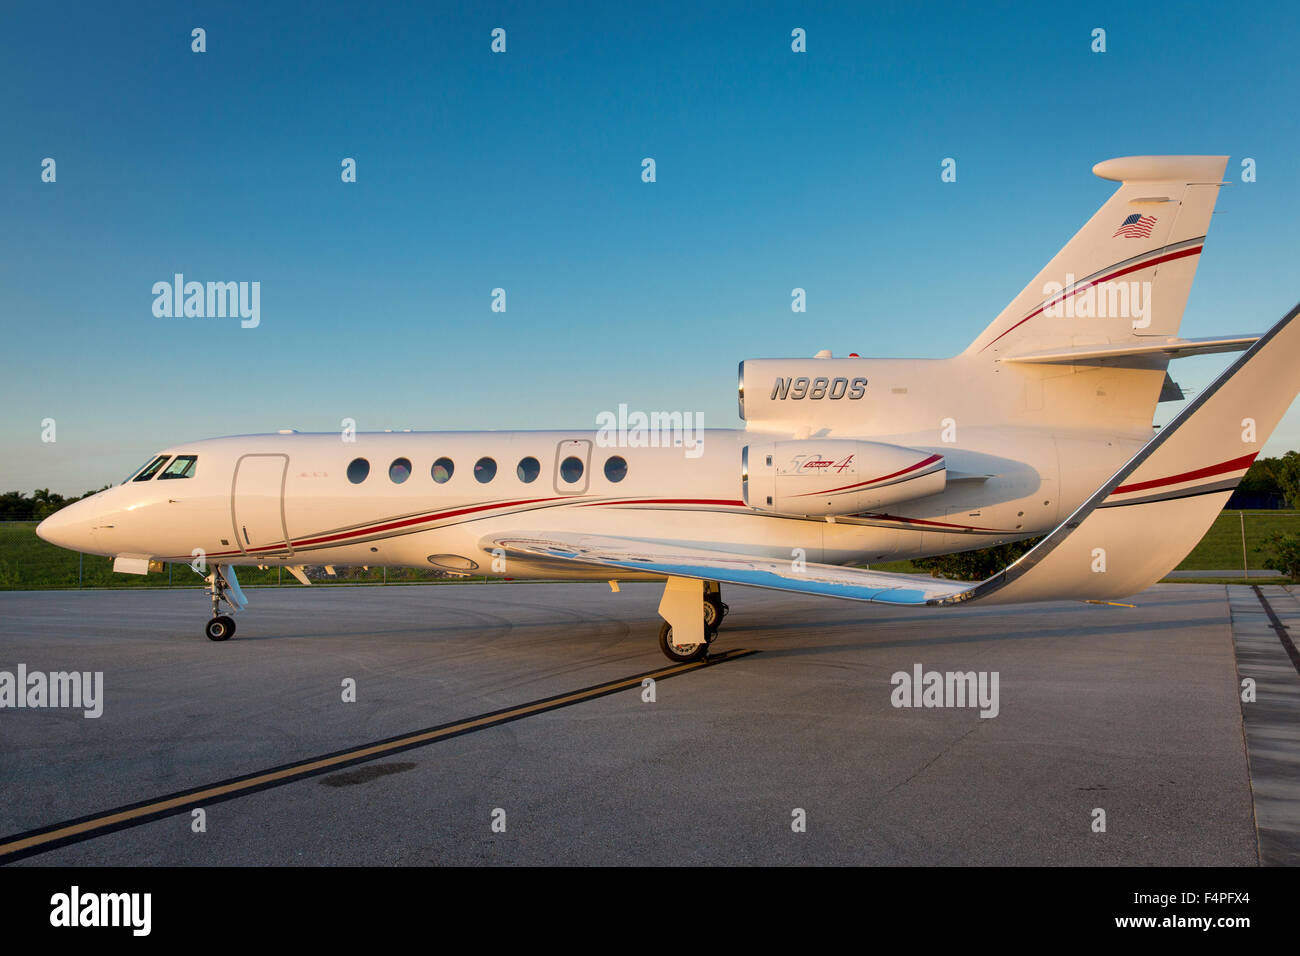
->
[950,300,1300,606]
[964,155,1228,357]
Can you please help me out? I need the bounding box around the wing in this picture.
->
[492,533,969,605]
[493,300,1300,609]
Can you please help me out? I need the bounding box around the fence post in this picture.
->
[1240,510,1248,579]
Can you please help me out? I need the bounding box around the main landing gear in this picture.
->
[657,580,728,663]
[202,564,248,642]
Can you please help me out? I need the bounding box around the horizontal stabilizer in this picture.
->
[999,335,1258,365]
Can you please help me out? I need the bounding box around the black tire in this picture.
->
[659,621,707,663]
[205,615,235,642]
[704,595,726,630]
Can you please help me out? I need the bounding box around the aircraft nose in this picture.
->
[36,498,100,552]
[36,508,77,549]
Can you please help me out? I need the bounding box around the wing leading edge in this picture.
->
[492,534,970,605]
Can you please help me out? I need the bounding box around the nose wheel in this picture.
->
[205,615,236,641]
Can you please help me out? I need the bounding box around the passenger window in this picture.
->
[159,455,198,480]
[516,456,540,483]
[133,456,171,482]
[432,457,454,483]
[347,458,370,483]
[474,457,497,483]
[604,455,627,483]
[389,457,412,484]
[560,456,584,483]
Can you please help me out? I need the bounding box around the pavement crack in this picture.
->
[887,725,981,796]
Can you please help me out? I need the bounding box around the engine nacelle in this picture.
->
[743,440,946,517]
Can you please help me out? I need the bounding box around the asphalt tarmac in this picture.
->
[0,581,1292,865]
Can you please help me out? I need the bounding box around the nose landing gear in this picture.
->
[205,615,235,641]
[202,564,247,641]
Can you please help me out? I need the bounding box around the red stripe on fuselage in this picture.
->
[206,496,571,558]
[578,498,747,508]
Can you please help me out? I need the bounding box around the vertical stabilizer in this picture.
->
[965,155,1228,358]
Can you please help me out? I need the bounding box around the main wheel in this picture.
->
[659,621,708,663]
[704,595,728,630]
[205,615,235,642]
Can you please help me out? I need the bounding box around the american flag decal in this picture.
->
[1113,213,1157,239]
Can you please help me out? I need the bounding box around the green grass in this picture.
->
[872,512,1300,576]
[866,511,1300,581]
[3,510,1298,589]
[0,522,486,590]
[1173,510,1300,571]
[1159,576,1290,585]
[868,559,926,574]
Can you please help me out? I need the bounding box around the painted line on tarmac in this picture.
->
[0,648,757,863]
[1251,585,1300,676]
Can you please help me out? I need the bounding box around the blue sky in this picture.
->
[3,1,1299,495]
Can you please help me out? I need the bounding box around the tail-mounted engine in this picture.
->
[743,440,946,517]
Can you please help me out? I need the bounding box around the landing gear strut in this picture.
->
[657,580,728,663]
[202,564,247,641]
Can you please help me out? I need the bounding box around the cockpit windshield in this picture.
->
[159,455,198,479]
[129,455,171,483]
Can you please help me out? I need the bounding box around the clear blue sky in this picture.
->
[3,1,1298,495]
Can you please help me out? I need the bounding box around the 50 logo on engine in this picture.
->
[791,453,855,474]
[770,376,868,400]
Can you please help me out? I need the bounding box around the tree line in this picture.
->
[1235,452,1300,505]
[914,451,1299,582]
[0,487,109,521]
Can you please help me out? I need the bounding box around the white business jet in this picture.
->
[37,155,1300,662]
